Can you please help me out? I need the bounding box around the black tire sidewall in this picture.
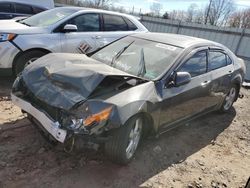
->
[105,115,143,164]
[14,50,47,76]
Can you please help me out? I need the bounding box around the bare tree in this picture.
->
[55,0,115,8]
[169,10,186,21]
[228,8,250,28]
[91,0,113,8]
[206,0,235,26]
[193,8,205,24]
[186,3,198,22]
[150,2,163,16]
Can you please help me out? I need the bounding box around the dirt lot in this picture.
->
[0,76,249,188]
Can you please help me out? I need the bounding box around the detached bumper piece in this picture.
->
[11,94,67,143]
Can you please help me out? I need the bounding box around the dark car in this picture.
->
[12,33,246,164]
[0,1,46,20]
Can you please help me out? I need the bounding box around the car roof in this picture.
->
[55,7,138,19]
[132,32,222,49]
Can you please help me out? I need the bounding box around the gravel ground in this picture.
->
[0,76,249,188]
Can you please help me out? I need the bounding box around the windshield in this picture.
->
[19,8,76,27]
[92,37,183,80]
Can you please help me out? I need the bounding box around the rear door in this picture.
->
[0,2,14,19]
[96,14,138,48]
[207,49,234,103]
[60,13,101,54]
[159,49,218,128]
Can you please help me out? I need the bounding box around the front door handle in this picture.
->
[228,70,233,76]
[92,35,102,39]
[201,80,211,86]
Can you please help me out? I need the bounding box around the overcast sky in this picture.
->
[115,0,250,13]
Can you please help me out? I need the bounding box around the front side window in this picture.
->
[15,3,33,14]
[179,51,207,77]
[209,51,227,71]
[68,13,100,32]
[0,3,11,12]
[92,37,183,80]
[19,8,76,27]
[103,14,128,31]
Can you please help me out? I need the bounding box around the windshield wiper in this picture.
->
[137,48,146,77]
[110,41,134,67]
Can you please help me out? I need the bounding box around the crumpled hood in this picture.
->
[0,20,48,34]
[21,53,137,110]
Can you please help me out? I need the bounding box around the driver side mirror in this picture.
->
[167,72,191,87]
[63,24,78,32]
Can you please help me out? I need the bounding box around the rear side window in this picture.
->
[209,51,227,71]
[15,3,33,14]
[179,51,207,77]
[68,13,100,32]
[103,14,128,31]
[123,17,137,30]
[0,3,11,12]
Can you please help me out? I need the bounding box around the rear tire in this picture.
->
[220,84,238,112]
[105,116,143,165]
[14,50,48,76]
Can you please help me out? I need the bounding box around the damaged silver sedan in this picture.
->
[12,33,246,164]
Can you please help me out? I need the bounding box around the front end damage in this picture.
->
[11,53,148,150]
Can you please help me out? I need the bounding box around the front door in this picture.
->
[60,13,101,54]
[159,50,218,128]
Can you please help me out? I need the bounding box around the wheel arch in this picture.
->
[120,110,156,137]
[231,75,242,101]
[12,48,52,73]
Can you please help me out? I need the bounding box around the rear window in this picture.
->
[209,51,227,71]
[103,14,128,31]
[15,3,33,14]
[0,3,11,12]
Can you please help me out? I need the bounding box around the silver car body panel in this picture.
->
[0,41,20,68]
[0,8,148,69]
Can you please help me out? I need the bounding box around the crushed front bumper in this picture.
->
[11,93,67,143]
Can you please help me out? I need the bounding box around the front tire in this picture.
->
[220,85,238,112]
[14,50,48,76]
[105,116,143,165]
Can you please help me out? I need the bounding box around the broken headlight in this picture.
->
[69,106,113,130]
[69,118,83,129]
[83,106,112,126]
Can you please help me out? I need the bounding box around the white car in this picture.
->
[0,7,148,75]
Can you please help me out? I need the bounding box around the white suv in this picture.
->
[0,7,148,75]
